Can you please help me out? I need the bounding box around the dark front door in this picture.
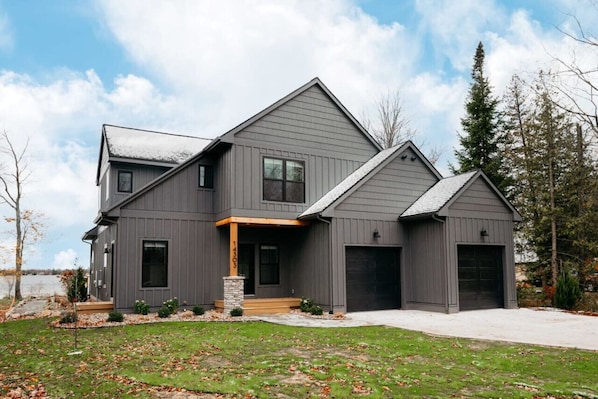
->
[346,247,401,312]
[458,245,504,310]
[238,244,255,295]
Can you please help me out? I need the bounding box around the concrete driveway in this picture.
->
[348,308,598,351]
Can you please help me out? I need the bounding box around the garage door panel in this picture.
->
[346,247,400,312]
[458,245,503,311]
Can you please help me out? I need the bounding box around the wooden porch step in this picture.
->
[75,301,114,314]
[214,297,301,315]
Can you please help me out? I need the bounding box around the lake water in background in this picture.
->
[1,274,65,297]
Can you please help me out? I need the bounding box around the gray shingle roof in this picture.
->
[104,125,212,164]
[299,145,402,218]
[400,171,477,218]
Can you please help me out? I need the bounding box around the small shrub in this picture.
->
[230,307,243,317]
[555,272,582,310]
[59,312,77,324]
[164,297,179,314]
[107,311,124,322]
[157,306,171,318]
[193,305,205,315]
[300,297,314,312]
[309,305,323,316]
[134,300,150,315]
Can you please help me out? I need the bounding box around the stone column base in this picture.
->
[223,276,244,314]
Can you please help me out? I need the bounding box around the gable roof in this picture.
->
[104,124,211,164]
[299,141,442,219]
[218,77,382,151]
[102,78,382,218]
[400,170,522,221]
[95,124,212,185]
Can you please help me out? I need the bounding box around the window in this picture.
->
[259,244,279,285]
[118,171,133,193]
[198,165,214,188]
[263,157,304,203]
[142,240,168,287]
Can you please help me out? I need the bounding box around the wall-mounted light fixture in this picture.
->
[411,155,417,161]
[480,229,489,237]
[373,229,381,239]
[103,247,111,254]
[401,154,408,160]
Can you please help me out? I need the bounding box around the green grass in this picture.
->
[1,318,597,398]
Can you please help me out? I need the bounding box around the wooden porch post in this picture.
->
[229,222,238,276]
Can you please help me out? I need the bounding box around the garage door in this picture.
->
[346,247,400,312]
[458,245,503,311]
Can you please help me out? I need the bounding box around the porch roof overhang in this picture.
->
[215,216,309,227]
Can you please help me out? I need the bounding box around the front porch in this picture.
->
[214,297,301,315]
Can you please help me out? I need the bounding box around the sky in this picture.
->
[0,0,595,270]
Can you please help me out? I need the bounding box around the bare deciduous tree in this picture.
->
[0,131,45,300]
[362,90,443,165]
[549,11,598,138]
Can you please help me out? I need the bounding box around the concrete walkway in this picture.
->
[9,299,48,317]
[260,308,598,351]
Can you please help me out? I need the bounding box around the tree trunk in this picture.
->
[548,120,558,287]
[14,204,22,300]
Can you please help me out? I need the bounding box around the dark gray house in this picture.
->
[83,77,521,314]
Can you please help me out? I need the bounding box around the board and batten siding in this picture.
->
[102,162,171,211]
[403,220,448,312]
[123,161,214,215]
[230,143,366,218]
[448,178,513,219]
[330,218,404,313]
[289,222,330,308]
[334,148,439,220]
[114,215,227,311]
[235,85,377,160]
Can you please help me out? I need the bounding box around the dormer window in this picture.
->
[198,165,214,188]
[263,157,304,203]
[118,171,133,193]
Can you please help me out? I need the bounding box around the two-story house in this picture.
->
[83,77,521,314]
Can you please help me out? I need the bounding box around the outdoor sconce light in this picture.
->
[373,229,381,239]
[410,155,417,161]
[480,229,489,237]
[401,154,408,160]
[103,247,110,254]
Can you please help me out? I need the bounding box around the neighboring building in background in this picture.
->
[83,78,521,314]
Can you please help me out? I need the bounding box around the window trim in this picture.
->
[117,170,133,193]
[198,164,214,189]
[141,239,169,289]
[262,157,305,203]
[259,243,280,285]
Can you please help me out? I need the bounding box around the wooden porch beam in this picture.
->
[215,216,309,227]
[229,222,238,276]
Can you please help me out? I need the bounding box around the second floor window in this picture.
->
[118,171,133,193]
[263,157,304,203]
[198,165,214,188]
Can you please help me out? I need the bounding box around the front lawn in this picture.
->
[0,318,596,398]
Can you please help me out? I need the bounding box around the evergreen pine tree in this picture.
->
[452,42,509,193]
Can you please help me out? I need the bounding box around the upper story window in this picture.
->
[118,171,133,193]
[263,157,304,203]
[198,164,214,188]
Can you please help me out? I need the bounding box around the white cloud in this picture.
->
[96,0,415,135]
[51,249,78,270]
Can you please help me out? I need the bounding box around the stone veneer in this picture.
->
[223,276,244,314]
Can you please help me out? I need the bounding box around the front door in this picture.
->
[238,244,255,295]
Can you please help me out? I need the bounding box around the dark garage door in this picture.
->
[346,247,400,312]
[458,245,504,311]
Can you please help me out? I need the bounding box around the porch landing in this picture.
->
[214,297,301,315]
[75,301,114,314]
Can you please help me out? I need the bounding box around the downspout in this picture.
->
[432,214,449,312]
[317,215,334,314]
[81,237,94,299]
